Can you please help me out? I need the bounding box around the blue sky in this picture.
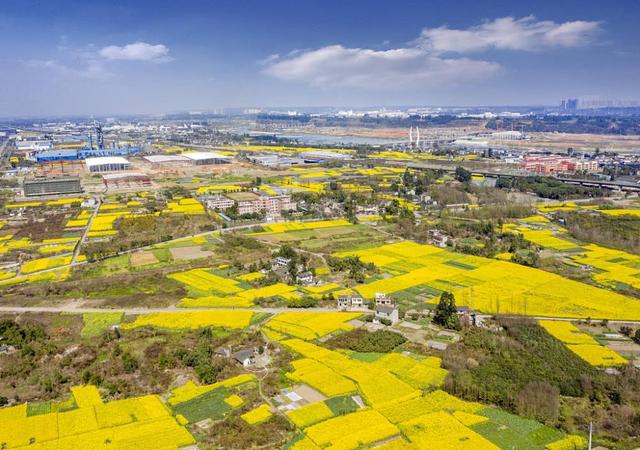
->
[1,0,639,116]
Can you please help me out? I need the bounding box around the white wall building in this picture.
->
[183,151,232,165]
[237,194,296,216]
[85,156,130,173]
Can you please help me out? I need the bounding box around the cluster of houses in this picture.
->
[272,256,316,285]
[338,291,400,325]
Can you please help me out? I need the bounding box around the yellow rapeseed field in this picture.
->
[570,244,640,290]
[265,312,361,340]
[334,241,640,320]
[502,225,579,251]
[168,268,242,294]
[262,219,351,233]
[398,411,499,450]
[599,208,640,217]
[282,339,421,409]
[0,385,194,449]
[123,311,254,330]
[71,385,103,407]
[241,403,273,424]
[168,374,256,406]
[65,219,89,227]
[286,358,357,397]
[538,321,597,345]
[237,271,265,281]
[304,409,399,449]
[21,255,72,274]
[163,198,206,215]
[180,282,299,308]
[224,394,244,408]
[286,402,334,428]
[539,320,627,367]
[371,353,447,388]
[377,390,483,424]
[546,434,588,450]
[567,344,628,367]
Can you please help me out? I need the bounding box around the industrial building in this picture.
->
[32,146,141,163]
[16,140,53,152]
[33,149,80,162]
[23,176,82,197]
[247,154,308,168]
[182,152,232,165]
[143,154,190,165]
[30,124,140,162]
[300,151,352,162]
[85,156,130,173]
[489,131,525,141]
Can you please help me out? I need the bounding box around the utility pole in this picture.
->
[588,421,592,450]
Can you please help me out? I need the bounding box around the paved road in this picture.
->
[0,305,368,315]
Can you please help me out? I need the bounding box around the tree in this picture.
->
[121,352,139,373]
[455,166,472,183]
[433,291,460,330]
[516,381,560,424]
[633,329,640,345]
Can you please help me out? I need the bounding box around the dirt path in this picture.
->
[72,196,102,264]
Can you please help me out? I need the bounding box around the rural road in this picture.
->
[0,305,639,325]
[72,195,102,264]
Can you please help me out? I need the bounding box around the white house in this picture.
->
[375,305,399,325]
[375,293,392,306]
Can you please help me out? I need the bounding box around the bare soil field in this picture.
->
[170,245,214,261]
[292,384,326,403]
[508,132,640,152]
[287,125,485,140]
[130,250,158,266]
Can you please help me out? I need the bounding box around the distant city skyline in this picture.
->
[1,0,639,116]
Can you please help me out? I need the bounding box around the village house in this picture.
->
[375,292,393,306]
[374,304,399,325]
[273,256,291,268]
[232,348,257,367]
[428,229,449,248]
[337,293,365,310]
[457,306,484,327]
[296,271,315,285]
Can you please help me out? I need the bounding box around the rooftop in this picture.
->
[376,305,396,314]
[143,154,189,163]
[182,151,232,161]
[85,156,129,167]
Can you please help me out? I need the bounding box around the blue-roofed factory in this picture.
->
[32,124,140,162]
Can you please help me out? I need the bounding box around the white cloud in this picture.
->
[418,16,601,53]
[263,45,500,89]
[99,42,172,63]
[262,16,601,90]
